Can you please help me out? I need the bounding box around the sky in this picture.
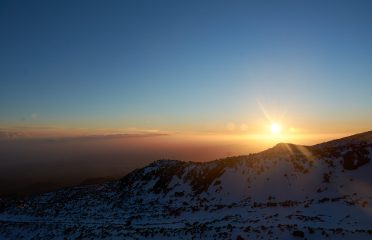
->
[1,0,372,137]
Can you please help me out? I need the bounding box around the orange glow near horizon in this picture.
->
[0,121,366,154]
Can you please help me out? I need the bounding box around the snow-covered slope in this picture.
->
[1,131,372,239]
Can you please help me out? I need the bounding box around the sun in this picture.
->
[270,123,282,134]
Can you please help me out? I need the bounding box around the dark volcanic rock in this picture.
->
[342,147,370,170]
[292,230,305,238]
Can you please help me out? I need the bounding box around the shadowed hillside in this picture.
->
[0,131,371,239]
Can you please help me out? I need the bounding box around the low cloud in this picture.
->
[0,130,168,142]
[0,131,27,140]
[38,132,169,143]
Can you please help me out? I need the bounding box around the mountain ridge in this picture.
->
[1,131,371,239]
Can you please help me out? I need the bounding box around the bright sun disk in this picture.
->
[271,123,282,134]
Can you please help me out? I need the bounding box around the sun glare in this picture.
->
[271,123,282,134]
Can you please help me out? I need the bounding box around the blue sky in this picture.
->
[1,0,372,134]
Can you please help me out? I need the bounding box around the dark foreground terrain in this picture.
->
[1,132,372,239]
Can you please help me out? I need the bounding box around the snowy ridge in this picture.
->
[0,131,372,239]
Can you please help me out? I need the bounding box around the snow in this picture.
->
[0,131,372,239]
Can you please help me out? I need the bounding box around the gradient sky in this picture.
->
[1,0,372,137]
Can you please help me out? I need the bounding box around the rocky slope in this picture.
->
[0,131,372,239]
